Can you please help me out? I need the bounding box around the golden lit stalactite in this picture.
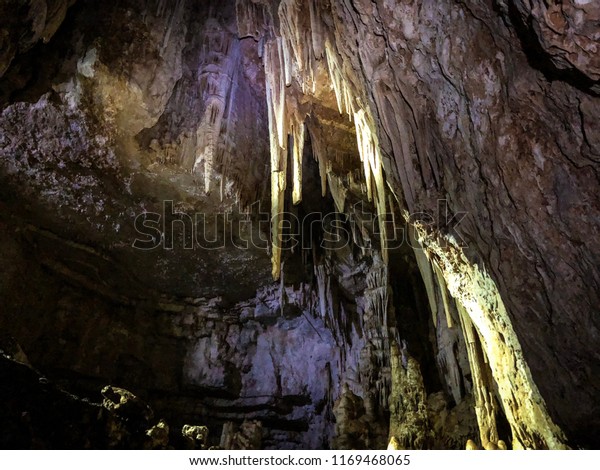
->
[264,39,288,280]
[416,229,569,449]
[354,109,388,264]
[353,111,373,202]
[281,33,293,86]
[432,261,454,328]
[278,0,304,76]
[259,0,389,273]
[274,38,288,148]
[291,118,304,205]
[456,301,500,447]
[325,42,351,117]
[257,0,396,276]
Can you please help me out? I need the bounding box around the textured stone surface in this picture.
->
[0,0,76,77]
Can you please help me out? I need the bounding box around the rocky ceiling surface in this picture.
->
[0,0,599,450]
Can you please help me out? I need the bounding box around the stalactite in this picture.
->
[262,34,292,279]
[231,0,573,450]
[275,38,287,148]
[354,109,388,264]
[433,261,454,329]
[191,19,240,194]
[239,0,394,277]
[194,98,226,192]
[456,302,500,448]
[325,44,346,116]
[361,257,394,411]
[278,0,303,79]
[236,0,267,40]
[327,173,347,214]
[365,266,389,329]
[308,0,323,59]
[281,32,293,86]
[291,118,304,205]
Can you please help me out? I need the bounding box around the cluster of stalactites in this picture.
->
[363,260,395,409]
[241,0,390,279]
[144,0,187,56]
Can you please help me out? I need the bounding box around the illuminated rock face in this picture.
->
[0,0,599,450]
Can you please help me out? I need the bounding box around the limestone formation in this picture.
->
[182,425,209,449]
[466,440,479,450]
[145,420,170,450]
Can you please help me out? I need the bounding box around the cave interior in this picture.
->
[0,0,599,450]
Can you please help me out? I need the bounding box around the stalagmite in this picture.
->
[466,439,479,450]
